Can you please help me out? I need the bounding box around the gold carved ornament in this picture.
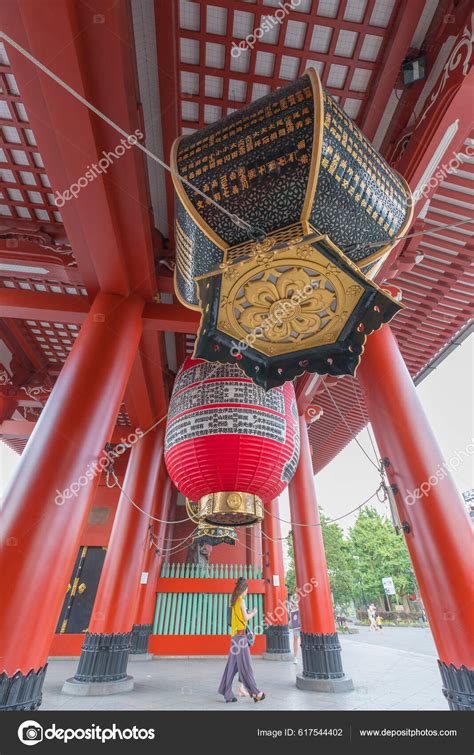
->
[213,236,365,357]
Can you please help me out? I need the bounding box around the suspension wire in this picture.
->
[239,536,264,558]
[103,362,226,522]
[261,486,384,535]
[320,377,381,471]
[108,469,191,524]
[6,33,474,254]
[349,377,380,466]
[153,541,197,558]
[151,538,198,558]
[110,362,224,452]
[148,522,200,551]
[344,217,474,257]
[0,31,264,242]
[149,528,197,543]
[11,29,455,543]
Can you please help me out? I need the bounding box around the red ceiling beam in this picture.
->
[0,288,89,323]
[190,0,384,35]
[142,302,200,334]
[155,0,180,241]
[379,0,457,158]
[0,419,147,444]
[179,29,377,72]
[0,288,200,332]
[1,1,157,300]
[358,0,426,141]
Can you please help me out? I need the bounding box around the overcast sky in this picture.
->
[1,336,473,543]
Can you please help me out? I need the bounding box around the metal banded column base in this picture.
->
[263,624,293,660]
[62,632,134,696]
[0,665,48,710]
[438,661,474,711]
[130,624,153,655]
[297,632,353,693]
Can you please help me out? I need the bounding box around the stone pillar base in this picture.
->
[130,624,153,655]
[0,665,48,710]
[296,673,354,693]
[128,653,153,661]
[62,676,134,696]
[300,631,350,683]
[438,661,474,711]
[63,631,132,696]
[263,651,294,661]
[264,624,291,655]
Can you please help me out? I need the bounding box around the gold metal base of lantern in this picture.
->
[198,492,264,527]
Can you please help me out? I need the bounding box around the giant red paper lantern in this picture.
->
[165,358,300,525]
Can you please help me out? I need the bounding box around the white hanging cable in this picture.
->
[261,486,385,535]
[0,31,264,242]
[343,217,474,258]
[320,377,381,471]
[3,32,474,253]
[107,468,191,524]
[349,376,380,467]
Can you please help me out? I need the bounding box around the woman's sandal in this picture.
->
[226,697,237,703]
[253,692,266,702]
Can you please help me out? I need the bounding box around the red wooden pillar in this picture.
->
[358,325,474,710]
[246,522,262,571]
[262,498,291,658]
[288,415,353,691]
[132,473,173,651]
[0,293,144,710]
[64,427,165,694]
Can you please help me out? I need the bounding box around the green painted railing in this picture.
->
[153,592,264,635]
[159,562,263,580]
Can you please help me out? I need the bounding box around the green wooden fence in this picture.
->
[159,562,263,579]
[153,591,264,635]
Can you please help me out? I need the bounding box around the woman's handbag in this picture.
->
[245,625,255,646]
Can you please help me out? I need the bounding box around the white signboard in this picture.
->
[140,572,149,585]
[382,577,396,595]
[272,574,280,587]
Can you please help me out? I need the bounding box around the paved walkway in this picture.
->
[43,627,446,711]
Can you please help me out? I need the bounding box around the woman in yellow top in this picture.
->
[218,577,266,703]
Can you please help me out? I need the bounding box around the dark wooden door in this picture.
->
[55,546,106,633]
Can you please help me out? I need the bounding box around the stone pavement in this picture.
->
[43,627,446,711]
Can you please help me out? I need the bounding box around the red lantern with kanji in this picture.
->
[165,358,300,525]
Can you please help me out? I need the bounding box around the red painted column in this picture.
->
[262,498,291,656]
[358,325,474,709]
[0,293,143,706]
[246,522,262,571]
[288,416,352,688]
[288,416,335,635]
[262,499,288,623]
[135,474,173,627]
[88,427,165,635]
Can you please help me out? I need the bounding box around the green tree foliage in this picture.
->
[285,506,416,610]
[285,513,354,610]
[320,513,354,610]
[285,531,296,598]
[349,507,415,605]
